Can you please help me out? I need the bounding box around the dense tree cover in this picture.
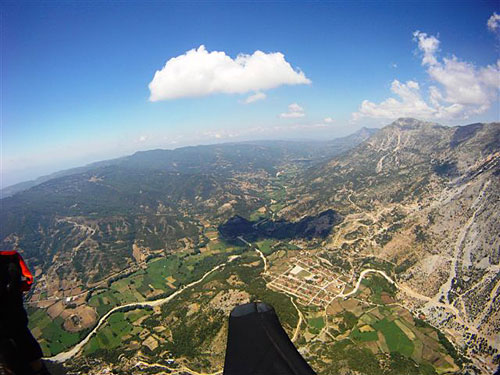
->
[311,339,438,375]
[156,253,299,362]
[437,330,468,367]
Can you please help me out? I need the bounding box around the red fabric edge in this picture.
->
[0,250,34,291]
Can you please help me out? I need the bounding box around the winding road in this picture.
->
[289,296,304,343]
[237,236,268,273]
[48,257,239,363]
[340,268,396,298]
[46,233,447,366]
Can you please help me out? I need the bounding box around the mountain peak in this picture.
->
[389,117,441,130]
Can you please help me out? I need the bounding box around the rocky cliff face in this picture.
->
[284,118,500,371]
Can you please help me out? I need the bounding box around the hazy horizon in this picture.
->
[1,125,371,188]
[2,1,499,187]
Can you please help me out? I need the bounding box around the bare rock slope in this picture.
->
[286,118,500,371]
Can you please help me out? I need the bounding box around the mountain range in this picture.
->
[1,119,498,374]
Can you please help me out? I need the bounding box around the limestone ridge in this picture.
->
[286,118,500,368]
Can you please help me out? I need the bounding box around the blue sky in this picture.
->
[2,1,499,187]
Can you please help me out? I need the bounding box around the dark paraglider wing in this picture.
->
[223,302,316,375]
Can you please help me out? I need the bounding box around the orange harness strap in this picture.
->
[0,250,34,291]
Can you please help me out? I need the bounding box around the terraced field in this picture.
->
[29,231,245,357]
[28,310,81,356]
[84,311,147,355]
[313,272,461,374]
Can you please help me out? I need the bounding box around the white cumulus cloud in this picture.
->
[352,30,500,121]
[352,80,437,121]
[413,31,440,66]
[323,117,334,123]
[148,45,311,101]
[244,92,267,104]
[280,103,305,118]
[488,12,500,32]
